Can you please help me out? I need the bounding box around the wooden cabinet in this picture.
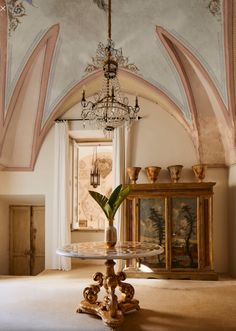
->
[125,182,217,280]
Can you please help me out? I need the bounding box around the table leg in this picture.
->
[77,259,140,329]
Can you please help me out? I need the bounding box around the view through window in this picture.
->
[70,140,112,230]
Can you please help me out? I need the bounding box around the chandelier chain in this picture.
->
[108,0,111,40]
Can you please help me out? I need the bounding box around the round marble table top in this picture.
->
[56,241,164,260]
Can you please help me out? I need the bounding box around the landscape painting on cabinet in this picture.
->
[171,197,198,269]
[140,198,166,268]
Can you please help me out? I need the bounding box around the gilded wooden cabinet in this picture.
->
[125,182,217,280]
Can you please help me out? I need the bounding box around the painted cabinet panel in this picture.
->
[171,197,198,269]
[125,183,217,280]
[139,198,166,268]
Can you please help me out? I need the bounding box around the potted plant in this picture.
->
[89,184,131,248]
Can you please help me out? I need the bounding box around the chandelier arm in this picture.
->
[83,98,139,112]
[81,100,95,109]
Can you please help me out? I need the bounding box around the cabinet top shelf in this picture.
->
[126,182,216,197]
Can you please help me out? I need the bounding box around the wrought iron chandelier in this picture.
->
[81,0,140,134]
[90,146,100,188]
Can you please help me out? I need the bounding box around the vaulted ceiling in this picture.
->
[0,0,235,169]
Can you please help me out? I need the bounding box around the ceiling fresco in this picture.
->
[2,0,235,169]
[5,0,225,123]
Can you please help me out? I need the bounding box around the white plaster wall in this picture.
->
[0,99,230,273]
[205,168,229,274]
[0,128,55,269]
[228,165,236,277]
[0,201,9,274]
[130,99,198,176]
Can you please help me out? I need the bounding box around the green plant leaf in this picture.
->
[89,185,131,221]
[107,184,122,209]
[110,185,131,219]
[88,190,109,218]
[104,203,113,219]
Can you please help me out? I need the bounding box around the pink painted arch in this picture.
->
[36,68,198,168]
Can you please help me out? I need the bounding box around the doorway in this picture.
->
[9,206,45,276]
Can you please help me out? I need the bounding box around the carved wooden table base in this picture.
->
[57,242,163,329]
[77,259,140,329]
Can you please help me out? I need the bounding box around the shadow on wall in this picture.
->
[228,186,236,278]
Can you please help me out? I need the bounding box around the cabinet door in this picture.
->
[139,197,166,269]
[171,197,198,269]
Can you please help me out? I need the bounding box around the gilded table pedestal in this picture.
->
[56,241,163,330]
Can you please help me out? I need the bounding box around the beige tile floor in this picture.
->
[0,264,236,331]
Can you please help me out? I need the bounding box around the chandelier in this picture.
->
[90,146,100,188]
[81,0,140,134]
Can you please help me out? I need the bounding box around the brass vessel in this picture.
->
[167,165,183,183]
[145,166,161,183]
[127,167,141,184]
[192,164,207,182]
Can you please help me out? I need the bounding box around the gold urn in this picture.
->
[192,164,207,182]
[167,165,183,183]
[127,167,142,184]
[145,166,162,183]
